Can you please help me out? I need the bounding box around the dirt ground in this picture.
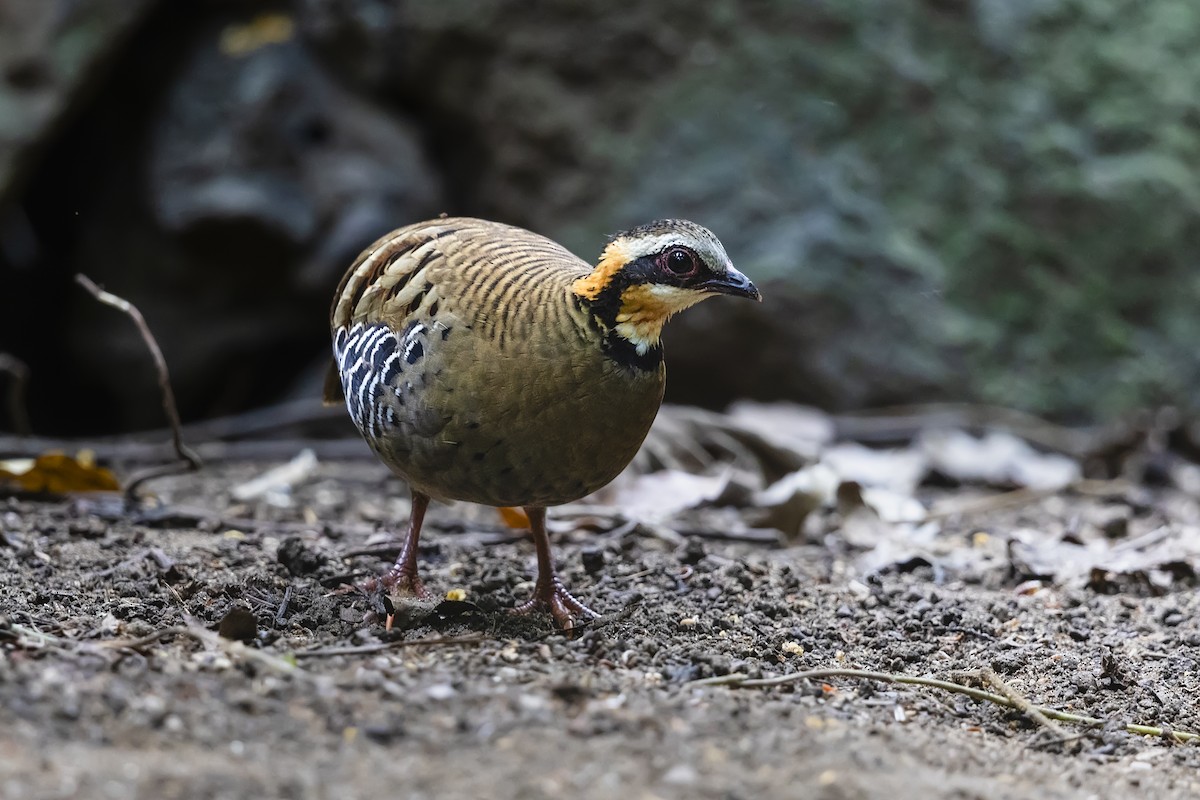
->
[4,456,1200,800]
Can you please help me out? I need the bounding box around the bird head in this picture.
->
[573,219,760,361]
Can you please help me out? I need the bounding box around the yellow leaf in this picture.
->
[0,451,120,494]
[219,13,295,58]
[497,506,530,529]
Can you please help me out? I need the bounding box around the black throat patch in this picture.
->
[573,275,664,373]
[601,334,663,371]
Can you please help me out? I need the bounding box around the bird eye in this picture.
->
[661,247,698,276]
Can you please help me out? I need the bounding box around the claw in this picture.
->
[510,575,599,631]
[334,491,432,622]
[372,567,432,600]
[512,506,600,631]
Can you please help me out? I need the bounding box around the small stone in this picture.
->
[661,764,697,785]
[353,667,384,690]
[68,517,107,539]
[276,536,326,576]
[580,547,606,575]
[1100,514,1129,539]
[425,683,456,700]
[218,607,258,642]
[679,540,707,566]
[139,694,168,723]
[362,721,404,743]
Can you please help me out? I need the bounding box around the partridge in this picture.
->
[327,217,759,629]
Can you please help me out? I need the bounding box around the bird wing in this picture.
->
[326,217,596,446]
[330,217,590,337]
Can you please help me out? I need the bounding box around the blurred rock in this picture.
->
[6,6,442,432]
[148,14,439,291]
[5,0,1200,433]
[0,0,155,206]
[298,0,406,91]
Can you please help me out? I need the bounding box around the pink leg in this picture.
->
[362,490,432,598]
[509,506,599,630]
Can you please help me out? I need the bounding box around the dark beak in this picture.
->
[702,265,761,302]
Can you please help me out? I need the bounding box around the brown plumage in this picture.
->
[328,217,759,628]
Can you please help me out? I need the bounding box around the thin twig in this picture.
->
[291,634,487,658]
[17,609,479,662]
[920,487,1055,522]
[977,667,1069,741]
[8,623,72,650]
[75,274,202,499]
[0,353,32,435]
[95,622,304,676]
[275,585,293,628]
[162,397,344,441]
[182,622,304,674]
[93,626,188,651]
[692,667,1199,744]
[0,395,360,462]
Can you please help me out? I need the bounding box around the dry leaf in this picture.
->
[726,401,833,461]
[839,508,895,549]
[598,469,731,518]
[749,465,838,540]
[821,442,926,494]
[859,487,926,524]
[637,405,810,480]
[219,13,295,57]
[0,452,120,494]
[497,507,530,528]
[919,430,1080,490]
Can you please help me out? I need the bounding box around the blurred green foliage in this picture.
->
[574,0,1200,417]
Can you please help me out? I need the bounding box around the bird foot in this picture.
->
[332,565,432,601]
[510,575,599,631]
[365,565,433,600]
[331,568,433,630]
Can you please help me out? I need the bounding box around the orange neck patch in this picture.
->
[613,284,708,354]
[572,240,633,300]
[573,239,710,353]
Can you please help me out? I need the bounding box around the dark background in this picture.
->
[3,0,1199,435]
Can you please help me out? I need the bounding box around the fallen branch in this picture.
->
[75,274,201,499]
[163,397,345,441]
[7,622,71,651]
[92,622,306,677]
[691,667,1199,744]
[0,435,372,463]
[9,618,468,676]
[976,667,1069,742]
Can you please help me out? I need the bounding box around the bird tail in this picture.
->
[321,359,344,406]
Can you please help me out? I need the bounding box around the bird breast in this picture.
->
[331,218,666,507]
